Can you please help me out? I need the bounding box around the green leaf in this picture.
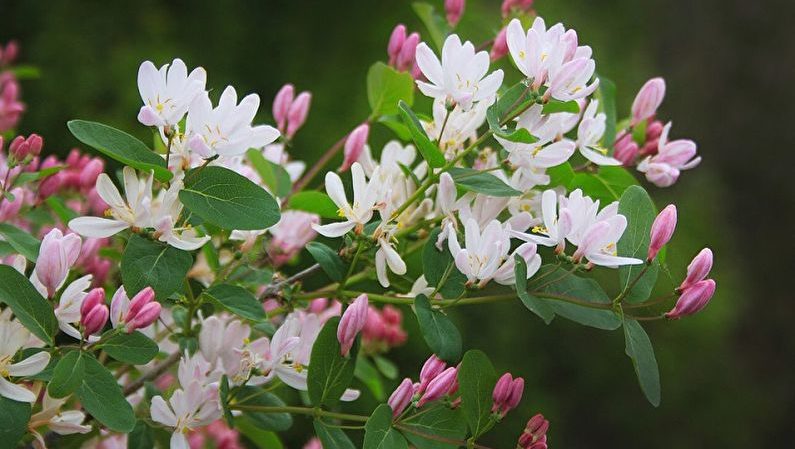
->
[247,149,292,198]
[67,120,172,182]
[237,417,284,449]
[100,331,159,365]
[412,2,450,51]
[314,420,356,449]
[306,242,346,282]
[486,81,539,143]
[0,223,40,262]
[422,228,466,299]
[399,406,467,449]
[220,375,235,426]
[617,185,659,302]
[368,62,415,118]
[48,350,86,398]
[414,294,462,363]
[623,319,661,406]
[546,162,575,188]
[458,350,497,436]
[0,265,58,345]
[202,284,266,321]
[595,77,617,147]
[374,355,399,380]
[542,99,580,114]
[45,196,79,223]
[378,115,412,141]
[355,355,385,401]
[307,317,359,408]
[448,167,521,197]
[0,396,31,448]
[287,191,340,219]
[632,119,648,145]
[514,255,555,324]
[13,165,65,184]
[235,386,293,431]
[398,101,446,168]
[364,404,409,449]
[76,353,136,432]
[539,265,621,330]
[120,234,193,299]
[128,420,155,449]
[180,165,281,231]
[568,166,638,205]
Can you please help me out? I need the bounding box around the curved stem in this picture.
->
[230,404,369,423]
[394,424,497,449]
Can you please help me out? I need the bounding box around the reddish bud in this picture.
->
[388,378,415,417]
[417,366,457,407]
[679,248,713,291]
[444,0,465,27]
[666,279,716,319]
[418,355,447,394]
[491,27,509,61]
[388,25,407,66]
[337,294,369,356]
[340,123,369,172]
[648,205,677,261]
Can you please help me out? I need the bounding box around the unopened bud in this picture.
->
[272,84,295,133]
[397,33,420,72]
[444,0,465,27]
[679,248,713,291]
[418,355,447,394]
[337,294,368,356]
[340,123,369,172]
[666,279,716,320]
[388,378,415,417]
[79,159,105,189]
[631,77,666,125]
[286,91,312,139]
[417,366,457,407]
[647,205,677,261]
[491,27,509,61]
[388,25,407,66]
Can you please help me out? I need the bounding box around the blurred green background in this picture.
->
[2,0,792,447]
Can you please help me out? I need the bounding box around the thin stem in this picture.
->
[260,263,322,300]
[614,263,651,304]
[340,290,614,310]
[122,351,181,396]
[623,293,676,310]
[395,424,497,449]
[230,405,369,423]
[291,121,369,195]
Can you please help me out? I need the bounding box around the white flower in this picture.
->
[423,98,491,158]
[575,100,621,166]
[150,380,221,449]
[152,180,211,251]
[29,392,91,448]
[186,86,279,158]
[198,315,250,383]
[511,189,573,252]
[358,140,417,178]
[0,318,50,402]
[637,122,700,187]
[313,162,383,237]
[374,225,407,288]
[415,35,504,111]
[69,167,153,238]
[572,215,643,268]
[53,275,93,340]
[137,58,207,128]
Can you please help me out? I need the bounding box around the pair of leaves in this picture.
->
[414,294,462,363]
[0,265,58,345]
[67,120,172,182]
[120,234,193,299]
[617,185,660,302]
[0,223,40,261]
[367,62,415,118]
[448,167,521,197]
[307,316,359,408]
[398,101,446,168]
[180,165,281,231]
[306,242,346,282]
[202,283,267,322]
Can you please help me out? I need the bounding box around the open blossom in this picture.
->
[199,315,251,382]
[33,228,82,297]
[53,275,92,339]
[185,86,279,158]
[576,100,621,166]
[415,34,504,111]
[313,162,383,237]
[571,215,643,267]
[637,122,700,187]
[29,392,91,448]
[497,106,576,178]
[0,317,50,402]
[137,58,207,128]
[512,189,573,252]
[150,379,222,449]
[152,180,211,250]
[425,97,491,158]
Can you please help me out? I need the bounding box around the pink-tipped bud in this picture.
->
[631,77,666,125]
[273,84,295,133]
[492,373,513,412]
[1,41,19,65]
[286,91,312,139]
[337,294,369,357]
[8,136,28,161]
[340,123,369,172]
[518,413,549,449]
[396,33,420,72]
[80,288,106,317]
[493,373,525,416]
[666,279,716,320]
[613,131,639,166]
[647,205,677,261]
[26,134,43,157]
[125,286,156,323]
[444,0,465,27]
[79,158,104,190]
[491,27,509,61]
[679,248,713,291]
[418,366,458,407]
[501,0,534,18]
[388,24,407,66]
[418,355,447,394]
[126,301,162,332]
[388,378,415,417]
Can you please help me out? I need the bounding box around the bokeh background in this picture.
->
[1,0,793,447]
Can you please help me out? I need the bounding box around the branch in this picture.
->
[122,351,181,396]
[259,263,322,300]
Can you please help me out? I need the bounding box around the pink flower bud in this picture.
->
[8,136,28,161]
[397,32,420,72]
[418,355,447,394]
[492,373,524,416]
[0,187,23,221]
[388,25,407,66]
[35,229,82,297]
[303,438,322,449]
[382,305,401,325]
[491,27,509,61]
[81,301,109,336]
[26,134,43,157]
[666,279,716,320]
[79,158,104,189]
[444,0,465,27]
[337,294,369,356]
[506,377,524,410]
[679,248,713,291]
[519,413,549,449]
[1,41,19,65]
[501,0,534,18]
[646,120,664,141]
[126,302,162,332]
[340,123,369,172]
[647,204,677,261]
[286,91,312,139]
[388,378,415,417]
[613,131,639,166]
[125,286,156,324]
[418,366,457,407]
[631,77,666,125]
[272,84,295,133]
[80,288,106,317]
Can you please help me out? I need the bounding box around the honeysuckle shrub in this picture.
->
[0,1,716,448]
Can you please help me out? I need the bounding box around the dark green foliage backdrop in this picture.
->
[2,0,792,447]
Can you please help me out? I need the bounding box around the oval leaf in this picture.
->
[247,149,292,198]
[458,350,497,436]
[314,420,355,449]
[617,185,659,302]
[306,242,346,282]
[514,256,555,324]
[48,350,86,398]
[76,353,136,432]
[120,234,193,299]
[398,101,445,168]
[399,405,467,449]
[0,223,40,262]
[202,284,266,322]
[287,191,339,219]
[539,265,621,330]
[0,396,31,447]
[448,167,521,197]
[307,316,359,408]
[364,404,408,449]
[100,331,159,365]
[624,318,661,406]
[67,120,172,182]
[414,294,462,363]
[0,265,58,345]
[487,82,539,143]
[368,62,415,117]
[180,166,281,231]
[422,229,466,299]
